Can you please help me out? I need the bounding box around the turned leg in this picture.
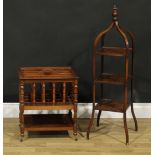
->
[73,105,78,141]
[87,108,95,139]
[123,112,129,145]
[97,110,102,127]
[19,112,24,141]
[19,80,25,142]
[73,80,78,141]
[19,103,24,142]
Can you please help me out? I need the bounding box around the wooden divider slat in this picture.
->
[42,82,46,103]
[63,82,66,104]
[32,82,36,104]
[52,83,55,104]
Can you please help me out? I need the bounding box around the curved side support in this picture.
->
[130,34,138,131]
[122,27,135,40]
[87,108,95,140]
[92,22,113,88]
[87,82,96,139]
[115,22,130,49]
[119,26,138,131]
[115,22,131,112]
[120,26,135,49]
[93,22,114,50]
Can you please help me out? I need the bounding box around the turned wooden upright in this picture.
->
[87,5,138,144]
[19,67,78,141]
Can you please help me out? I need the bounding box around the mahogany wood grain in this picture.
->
[19,67,79,141]
[24,114,73,131]
[95,73,126,85]
[87,5,138,145]
[96,47,132,57]
[95,99,130,112]
[19,67,78,80]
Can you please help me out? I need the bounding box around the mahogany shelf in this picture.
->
[95,73,126,85]
[24,104,74,110]
[24,114,73,131]
[96,47,132,57]
[95,99,129,112]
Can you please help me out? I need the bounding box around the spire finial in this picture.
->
[112,4,118,21]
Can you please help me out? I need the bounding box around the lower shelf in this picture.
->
[95,99,130,112]
[24,114,74,131]
[24,103,74,110]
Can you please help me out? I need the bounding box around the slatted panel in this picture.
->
[23,81,75,104]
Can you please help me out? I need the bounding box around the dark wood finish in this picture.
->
[19,67,79,141]
[96,47,132,57]
[95,99,129,112]
[73,80,78,140]
[95,73,125,85]
[19,67,78,80]
[19,80,24,142]
[24,114,73,131]
[87,5,138,145]
[23,104,74,110]
[52,83,56,104]
[123,112,129,144]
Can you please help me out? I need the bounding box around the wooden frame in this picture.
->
[87,5,138,145]
[19,67,79,141]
